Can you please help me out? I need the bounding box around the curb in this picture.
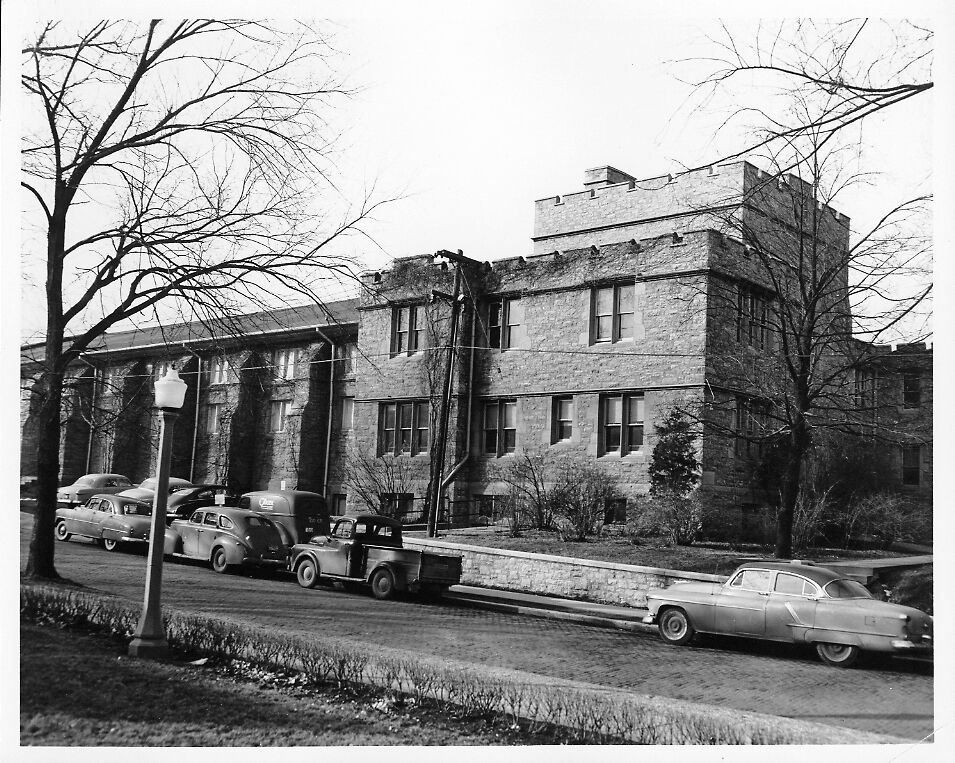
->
[445,587,657,634]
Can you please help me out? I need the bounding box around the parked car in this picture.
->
[55,493,154,551]
[239,490,329,545]
[138,476,193,491]
[643,560,933,667]
[289,514,462,600]
[117,477,194,505]
[163,507,287,573]
[164,485,240,523]
[56,474,133,506]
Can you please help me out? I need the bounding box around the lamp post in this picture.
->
[129,368,187,658]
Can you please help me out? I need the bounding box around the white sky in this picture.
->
[7,2,942,342]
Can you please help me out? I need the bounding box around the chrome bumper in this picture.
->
[642,614,657,625]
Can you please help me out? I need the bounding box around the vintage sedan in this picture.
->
[163,507,287,573]
[643,561,933,667]
[56,474,133,506]
[55,493,154,551]
[118,476,194,503]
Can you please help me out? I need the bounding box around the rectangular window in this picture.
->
[854,366,876,410]
[487,297,524,349]
[206,403,223,434]
[737,285,771,349]
[483,400,517,456]
[341,397,354,430]
[735,396,769,458]
[552,396,574,443]
[340,343,358,376]
[592,283,634,343]
[391,305,425,356]
[209,357,230,385]
[487,302,502,348]
[273,348,297,380]
[380,493,416,522]
[379,401,429,455]
[903,371,921,409]
[331,493,347,515]
[270,399,291,433]
[600,394,644,455]
[603,498,627,525]
[902,445,921,485]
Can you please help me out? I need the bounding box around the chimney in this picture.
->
[583,166,636,189]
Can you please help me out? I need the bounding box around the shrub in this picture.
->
[887,568,933,615]
[850,493,932,549]
[630,490,705,546]
[551,462,616,541]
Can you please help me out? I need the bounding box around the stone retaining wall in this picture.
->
[405,537,725,608]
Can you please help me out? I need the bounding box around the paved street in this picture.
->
[20,514,934,741]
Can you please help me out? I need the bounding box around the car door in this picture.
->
[180,511,204,557]
[65,499,93,536]
[77,498,104,537]
[715,569,772,636]
[764,572,819,643]
[196,511,221,559]
[317,519,354,576]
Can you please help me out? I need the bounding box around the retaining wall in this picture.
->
[404,537,725,608]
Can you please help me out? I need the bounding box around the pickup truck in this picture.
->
[289,514,462,600]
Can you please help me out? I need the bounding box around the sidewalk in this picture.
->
[446,584,655,632]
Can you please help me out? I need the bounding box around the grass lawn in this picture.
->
[429,527,907,576]
[19,623,559,746]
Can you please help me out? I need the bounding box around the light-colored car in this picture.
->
[163,507,287,573]
[137,476,193,492]
[55,493,154,551]
[643,560,933,667]
[56,474,133,506]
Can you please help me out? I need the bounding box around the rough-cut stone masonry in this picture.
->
[405,536,724,608]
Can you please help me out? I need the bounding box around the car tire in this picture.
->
[815,642,860,668]
[370,568,396,600]
[211,547,230,574]
[102,537,119,552]
[658,608,695,646]
[296,558,320,589]
[55,521,71,542]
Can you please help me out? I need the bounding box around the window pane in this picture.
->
[627,424,644,450]
[557,421,573,440]
[605,425,621,451]
[503,429,516,453]
[617,312,633,337]
[503,401,517,428]
[399,403,413,428]
[484,403,498,429]
[617,284,634,313]
[605,396,622,424]
[596,287,613,314]
[557,398,572,420]
[596,315,613,341]
[384,404,396,429]
[627,396,644,424]
[341,398,354,429]
[484,430,497,454]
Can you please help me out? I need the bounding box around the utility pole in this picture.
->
[426,249,470,537]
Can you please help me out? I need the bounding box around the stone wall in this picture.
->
[405,536,725,608]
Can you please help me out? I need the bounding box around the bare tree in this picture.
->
[695,138,930,558]
[340,445,420,519]
[680,19,932,177]
[21,20,393,578]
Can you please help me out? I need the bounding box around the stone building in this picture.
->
[20,162,932,537]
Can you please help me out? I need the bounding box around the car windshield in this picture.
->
[123,503,152,516]
[824,579,873,599]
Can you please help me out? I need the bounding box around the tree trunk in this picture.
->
[775,410,810,559]
[25,370,64,578]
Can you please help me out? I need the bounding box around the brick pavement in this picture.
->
[22,514,935,742]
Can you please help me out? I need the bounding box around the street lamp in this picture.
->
[128,367,187,658]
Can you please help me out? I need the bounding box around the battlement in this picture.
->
[533,162,849,254]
